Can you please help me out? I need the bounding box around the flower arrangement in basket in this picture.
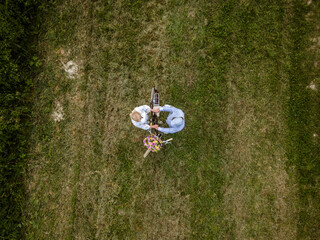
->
[143,134,163,152]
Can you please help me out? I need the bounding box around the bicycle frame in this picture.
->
[150,86,160,136]
[144,87,172,158]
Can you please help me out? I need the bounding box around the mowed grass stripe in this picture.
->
[97,1,196,238]
[67,1,98,239]
[25,0,93,238]
[64,1,139,238]
[166,1,295,238]
[91,1,144,238]
[218,1,299,239]
[166,1,232,238]
[287,1,320,238]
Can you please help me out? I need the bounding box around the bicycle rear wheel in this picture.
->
[150,87,155,104]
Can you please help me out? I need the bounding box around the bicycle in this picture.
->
[143,87,172,158]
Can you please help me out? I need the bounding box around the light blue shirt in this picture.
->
[158,105,185,134]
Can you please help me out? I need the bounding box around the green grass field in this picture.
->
[24,0,320,239]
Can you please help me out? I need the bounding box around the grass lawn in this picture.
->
[24,0,320,239]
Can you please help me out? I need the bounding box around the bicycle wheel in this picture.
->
[150,87,155,104]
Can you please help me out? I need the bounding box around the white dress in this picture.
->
[131,105,151,130]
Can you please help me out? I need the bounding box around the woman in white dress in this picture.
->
[130,105,158,130]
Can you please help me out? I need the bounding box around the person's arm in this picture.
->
[158,120,185,134]
[131,119,150,130]
[159,106,175,113]
[150,124,177,132]
[150,107,160,113]
[158,126,178,134]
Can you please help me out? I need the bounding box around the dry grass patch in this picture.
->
[292,1,320,237]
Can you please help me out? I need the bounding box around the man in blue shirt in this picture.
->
[150,105,185,134]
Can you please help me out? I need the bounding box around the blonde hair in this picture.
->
[130,111,142,122]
